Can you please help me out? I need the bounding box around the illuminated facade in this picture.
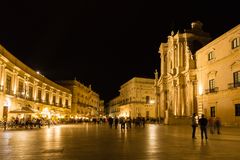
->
[58,80,102,118]
[0,44,72,121]
[99,100,105,117]
[109,77,155,119]
[158,21,240,126]
[196,24,240,126]
[158,21,211,124]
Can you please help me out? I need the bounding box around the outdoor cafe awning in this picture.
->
[9,105,39,114]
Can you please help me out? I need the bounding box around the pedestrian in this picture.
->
[120,117,125,129]
[214,117,221,134]
[208,117,215,134]
[191,113,198,139]
[3,120,7,131]
[142,117,146,127]
[114,116,118,129]
[198,114,208,140]
[108,117,113,128]
[47,119,51,128]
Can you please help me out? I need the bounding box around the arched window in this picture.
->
[232,37,240,49]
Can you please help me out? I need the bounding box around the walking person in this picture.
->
[214,117,221,134]
[208,117,215,134]
[108,117,113,128]
[47,119,51,128]
[191,113,198,139]
[114,116,119,129]
[198,114,208,140]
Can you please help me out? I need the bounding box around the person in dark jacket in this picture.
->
[114,116,119,129]
[198,114,208,140]
[108,117,113,128]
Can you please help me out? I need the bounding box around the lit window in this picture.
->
[232,38,240,49]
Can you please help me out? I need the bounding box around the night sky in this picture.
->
[0,1,239,102]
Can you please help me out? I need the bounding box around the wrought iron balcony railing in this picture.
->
[228,83,240,89]
[205,87,219,94]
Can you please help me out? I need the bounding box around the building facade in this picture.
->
[196,24,240,126]
[158,21,211,124]
[58,80,102,119]
[0,44,72,122]
[99,100,105,117]
[109,77,155,119]
[158,21,240,126]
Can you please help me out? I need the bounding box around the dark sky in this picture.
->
[0,1,239,102]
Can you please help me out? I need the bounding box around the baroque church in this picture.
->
[157,21,240,126]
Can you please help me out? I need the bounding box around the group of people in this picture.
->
[108,116,146,129]
[192,113,221,140]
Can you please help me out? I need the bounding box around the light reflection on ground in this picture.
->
[0,124,240,160]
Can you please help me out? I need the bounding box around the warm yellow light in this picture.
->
[198,85,203,95]
[150,100,155,104]
[4,97,11,108]
[41,108,51,118]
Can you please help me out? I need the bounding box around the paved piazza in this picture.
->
[0,123,240,160]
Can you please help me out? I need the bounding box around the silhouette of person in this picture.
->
[108,117,113,128]
[114,117,119,129]
[198,114,208,140]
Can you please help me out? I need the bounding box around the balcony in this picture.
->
[43,101,50,105]
[205,87,219,94]
[5,90,14,96]
[228,83,240,89]
[15,91,25,98]
[26,97,34,101]
[34,99,43,103]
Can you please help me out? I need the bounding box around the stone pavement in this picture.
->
[0,123,240,160]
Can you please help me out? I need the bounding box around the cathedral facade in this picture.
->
[158,21,240,126]
[158,21,211,124]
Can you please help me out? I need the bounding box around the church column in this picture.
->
[186,81,193,116]
[173,81,177,116]
[154,70,159,121]
[180,84,186,116]
[160,54,165,76]
[177,83,181,116]
[192,81,198,114]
